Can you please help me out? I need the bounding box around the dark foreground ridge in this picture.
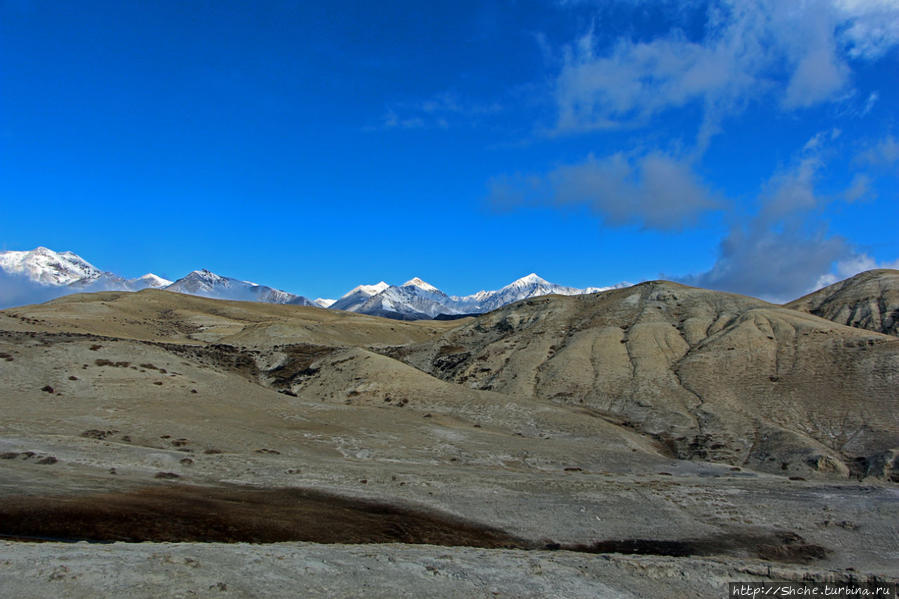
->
[0,484,829,563]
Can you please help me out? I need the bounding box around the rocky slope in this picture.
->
[786,269,899,336]
[401,281,899,479]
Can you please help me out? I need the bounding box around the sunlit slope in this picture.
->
[0,288,461,347]
[403,281,899,478]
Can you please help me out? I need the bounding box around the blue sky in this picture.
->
[1,0,897,301]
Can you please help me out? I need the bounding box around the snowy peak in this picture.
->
[0,246,631,316]
[0,246,319,309]
[340,281,389,299]
[510,273,548,286]
[355,283,456,319]
[0,246,101,286]
[165,269,310,305]
[133,273,172,289]
[189,269,226,282]
[331,281,392,312]
[166,270,231,294]
[327,273,631,320]
[402,277,439,293]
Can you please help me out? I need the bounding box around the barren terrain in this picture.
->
[1,283,896,597]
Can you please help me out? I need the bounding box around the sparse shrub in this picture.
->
[95,359,130,367]
[81,429,117,440]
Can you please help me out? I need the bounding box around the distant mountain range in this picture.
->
[0,247,630,318]
[328,274,624,320]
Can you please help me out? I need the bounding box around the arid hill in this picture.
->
[1,283,898,596]
[786,269,899,336]
[0,288,461,346]
[401,281,899,479]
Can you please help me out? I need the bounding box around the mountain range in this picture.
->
[0,247,628,318]
[1,250,897,592]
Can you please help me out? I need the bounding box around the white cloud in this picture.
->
[814,254,899,289]
[680,224,850,303]
[377,92,502,131]
[859,134,899,167]
[0,271,67,309]
[833,0,899,59]
[552,0,899,141]
[487,151,719,230]
[758,154,822,221]
[381,109,426,130]
[843,173,871,202]
[678,130,887,302]
[861,91,879,116]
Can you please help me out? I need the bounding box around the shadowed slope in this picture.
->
[0,484,528,546]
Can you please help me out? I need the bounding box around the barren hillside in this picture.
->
[401,281,899,479]
[1,285,897,596]
[786,269,899,336]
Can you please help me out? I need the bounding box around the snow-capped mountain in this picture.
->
[134,273,173,289]
[0,247,180,308]
[0,247,630,317]
[351,277,461,320]
[0,246,102,286]
[0,247,172,292]
[453,273,626,313]
[329,281,390,312]
[165,269,313,305]
[402,277,440,293]
[328,274,631,320]
[67,272,174,293]
[0,247,311,308]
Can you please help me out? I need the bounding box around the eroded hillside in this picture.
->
[399,281,899,479]
[786,269,899,337]
[2,284,898,595]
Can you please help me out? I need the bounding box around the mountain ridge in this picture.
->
[0,247,630,318]
[786,269,899,336]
